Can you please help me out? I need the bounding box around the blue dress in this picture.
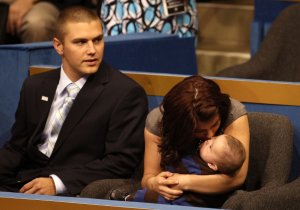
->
[100,0,198,37]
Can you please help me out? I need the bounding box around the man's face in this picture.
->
[53,20,104,82]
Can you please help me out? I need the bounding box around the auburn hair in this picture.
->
[159,76,231,168]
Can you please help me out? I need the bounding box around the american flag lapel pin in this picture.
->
[41,96,48,101]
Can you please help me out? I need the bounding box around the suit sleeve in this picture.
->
[55,85,148,195]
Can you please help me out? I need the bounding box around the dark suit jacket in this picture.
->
[0,62,148,195]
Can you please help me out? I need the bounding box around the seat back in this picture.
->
[244,112,293,191]
[217,4,300,82]
[239,176,300,209]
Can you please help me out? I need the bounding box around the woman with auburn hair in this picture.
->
[141,75,250,207]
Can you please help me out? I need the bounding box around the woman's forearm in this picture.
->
[141,175,153,189]
[183,173,245,194]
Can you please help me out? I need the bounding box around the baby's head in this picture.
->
[199,134,246,175]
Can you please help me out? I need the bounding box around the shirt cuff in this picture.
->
[50,174,67,195]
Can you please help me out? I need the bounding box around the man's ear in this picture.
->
[207,163,218,171]
[53,37,63,55]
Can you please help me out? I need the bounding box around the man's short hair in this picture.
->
[54,6,100,42]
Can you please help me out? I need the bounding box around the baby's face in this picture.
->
[198,135,227,165]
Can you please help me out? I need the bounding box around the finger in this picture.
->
[23,179,41,194]
[159,185,183,196]
[158,177,179,186]
[32,187,44,195]
[160,191,181,200]
[23,185,39,194]
[19,180,34,193]
[159,171,173,178]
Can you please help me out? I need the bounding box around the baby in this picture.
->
[110,134,246,207]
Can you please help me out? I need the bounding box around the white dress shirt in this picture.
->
[38,66,87,194]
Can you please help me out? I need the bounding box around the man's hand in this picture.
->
[19,177,56,195]
[7,0,35,35]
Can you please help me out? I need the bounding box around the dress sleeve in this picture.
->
[224,98,247,129]
[145,107,163,137]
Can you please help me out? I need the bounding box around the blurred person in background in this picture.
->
[1,0,97,43]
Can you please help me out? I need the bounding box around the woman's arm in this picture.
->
[141,128,183,200]
[141,128,162,188]
[169,115,250,194]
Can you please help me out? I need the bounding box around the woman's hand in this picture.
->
[142,128,183,200]
[167,173,190,191]
[148,171,183,200]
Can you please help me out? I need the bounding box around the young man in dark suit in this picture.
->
[0,6,148,196]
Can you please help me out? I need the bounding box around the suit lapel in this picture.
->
[38,69,60,118]
[29,69,60,146]
[51,63,110,156]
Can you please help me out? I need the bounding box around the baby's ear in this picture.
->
[207,163,218,171]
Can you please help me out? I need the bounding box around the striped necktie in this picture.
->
[45,83,80,157]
